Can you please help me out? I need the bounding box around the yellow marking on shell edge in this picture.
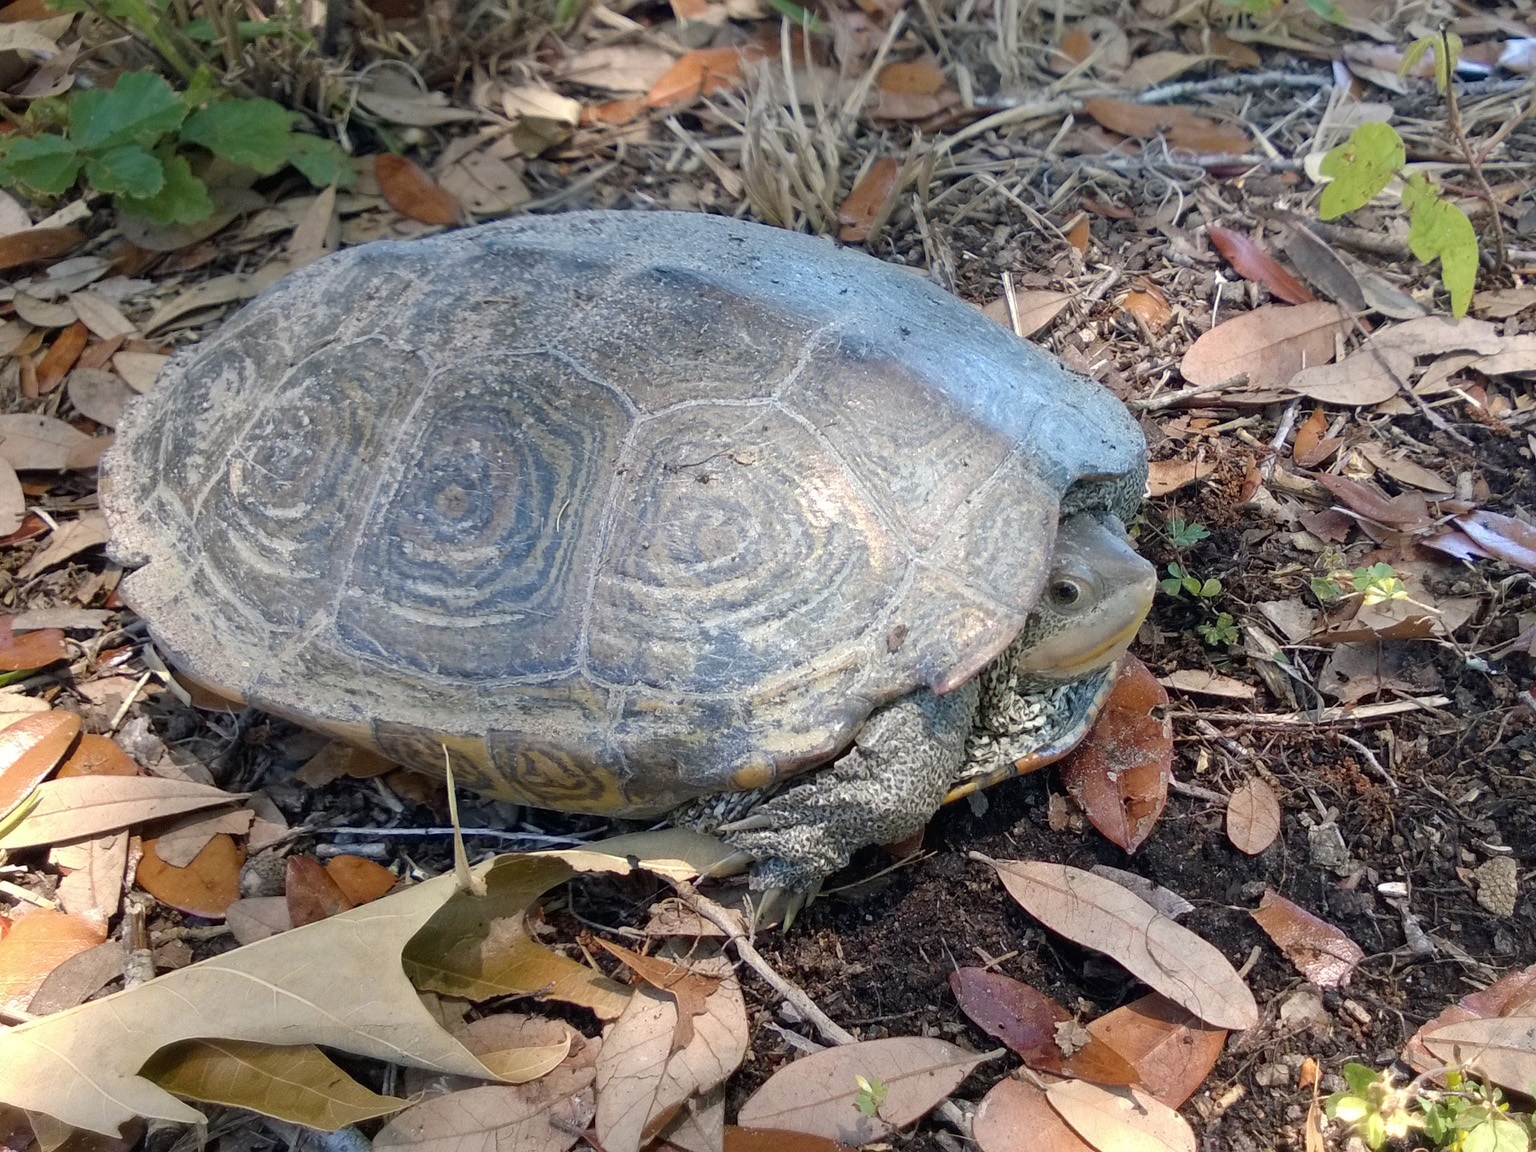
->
[730,761,776,791]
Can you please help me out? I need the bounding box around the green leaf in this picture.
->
[1363,1109,1387,1150]
[1403,175,1478,318]
[1181,576,1202,596]
[0,134,83,195]
[1304,0,1346,22]
[84,143,164,196]
[117,151,212,224]
[1159,578,1183,597]
[180,17,290,41]
[1343,1064,1380,1096]
[181,98,298,173]
[1199,578,1222,597]
[285,133,351,189]
[1318,122,1405,220]
[1464,1113,1530,1152]
[69,71,186,150]
[1403,32,1464,93]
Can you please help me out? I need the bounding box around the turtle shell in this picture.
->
[102,211,1145,816]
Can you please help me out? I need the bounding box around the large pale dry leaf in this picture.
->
[1403,965,1536,1075]
[152,806,253,867]
[1419,1017,1536,1098]
[18,512,109,579]
[0,460,22,536]
[658,1088,723,1152]
[140,1040,405,1129]
[0,775,244,850]
[1084,994,1225,1110]
[374,1055,596,1152]
[436,149,528,218]
[1355,443,1452,494]
[0,414,92,471]
[356,85,480,127]
[1250,890,1363,989]
[0,710,80,818]
[736,1038,993,1145]
[0,866,496,1134]
[985,859,1258,1030]
[1180,302,1350,391]
[66,293,136,341]
[596,964,747,1152]
[973,1077,1095,1152]
[112,352,169,394]
[1370,315,1502,358]
[54,831,128,932]
[66,368,130,428]
[1225,778,1281,855]
[1285,347,1411,406]
[0,908,106,1018]
[453,1014,575,1085]
[1046,1080,1196,1152]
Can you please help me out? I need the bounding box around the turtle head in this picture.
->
[1012,513,1155,682]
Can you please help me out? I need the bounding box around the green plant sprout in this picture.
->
[1311,562,1408,607]
[1220,0,1345,24]
[1328,1063,1532,1152]
[1316,34,1480,316]
[1166,517,1210,550]
[1160,562,1221,600]
[0,70,347,225]
[1196,612,1239,648]
[853,1075,887,1117]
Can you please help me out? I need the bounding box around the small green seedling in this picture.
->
[1166,517,1210,550]
[1311,562,1407,607]
[1196,612,1239,648]
[854,1075,887,1118]
[1220,0,1345,23]
[1161,562,1221,600]
[1328,1062,1533,1152]
[0,69,348,225]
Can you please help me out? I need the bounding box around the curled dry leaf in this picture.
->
[1085,994,1226,1109]
[1250,890,1364,989]
[595,938,720,1049]
[1046,1080,1196,1152]
[973,1076,1095,1152]
[0,908,107,1018]
[1313,473,1434,531]
[736,1038,994,1145]
[137,834,245,920]
[0,710,80,817]
[326,854,398,905]
[1206,227,1313,305]
[1226,778,1282,855]
[984,858,1258,1030]
[375,155,464,227]
[1058,656,1171,854]
[18,511,111,580]
[452,1013,576,1084]
[1180,302,1351,392]
[838,157,901,244]
[1447,511,1536,576]
[949,968,1136,1085]
[140,1040,404,1130]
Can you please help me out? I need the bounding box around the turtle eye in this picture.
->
[1049,578,1083,608]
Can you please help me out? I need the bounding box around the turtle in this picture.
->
[101,209,1154,913]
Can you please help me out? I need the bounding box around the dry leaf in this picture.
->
[1355,443,1452,495]
[137,834,244,919]
[596,939,720,1049]
[1313,473,1434,531]
[1158,670,1257,700]
[0,775,243,851]
[985,859,1258,1030]
[1121,286,1172,333]
[55,832,128,933]
[151,807,253,867]
[452,1013,577,1084]
[973,1076,1095,1152]
[224,897,293,946]
[1225,778,1281,855]
[27,939,125,1016]
[1085,993,1226,1109]
[66,293,136,341]
[55,734,139,778]
[1450,511,1536,575]
[949,968,1136,1084]
[1403,964,1536,1074]
[0,622,68,673]
[67,368,130,428]
[1418,1017,1536,1098]
[111,352,168,395]
[724,1128,854,1152]
[562,45,678,94]
[0,461,22,537]
[375,155,464,227]
[1207,226,1314,305]
[1250,890,1364,989]
[1058,657,1171,854]
[436,149,528,218]
[979,291,1072,338]
[1119,50,1207,90]
[0,909,106,1018]
[35,322,88,394]
[326,855,398,905]
[0,414,92,471]
[1146,458,1213,497]
[1473,287,1536,318]
[1180,302,1351,391]
[1286,347,1412,406]
[0,711,80,817]
[1046,1080,1196,1152]
[645,47,758,107]
[0,228,84,273]
[286,854,355,926]
[19,512,110,579]
[1082,98,1249,154]
[736,1038,993,1145]
[838,157,900,244]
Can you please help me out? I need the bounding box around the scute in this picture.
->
[102,211,1147,817]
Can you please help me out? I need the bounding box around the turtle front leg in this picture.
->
[718,681,980,918]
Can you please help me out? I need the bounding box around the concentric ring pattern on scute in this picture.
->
[101,210,1147,816]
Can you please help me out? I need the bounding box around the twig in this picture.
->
[1441,27,1507,272]
[1171,694,1453,726]
[1336,733,1400,793]
[1128,373,1249,412]
[1168,776,1228,804]
[1304,221,1411,260]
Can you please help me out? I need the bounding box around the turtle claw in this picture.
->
[752,880,818,930]
[702,849,755,879]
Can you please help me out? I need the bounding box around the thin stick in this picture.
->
[1172,695,1452,726]
[1127,373,1250,412]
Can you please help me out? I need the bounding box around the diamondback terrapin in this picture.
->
[101,210,1155,906]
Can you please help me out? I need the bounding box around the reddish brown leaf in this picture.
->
[35,322,89,395]
[286,853,355,926]
[645,47,760,108]
[1251,889,1364,989]
[877,59,945,95]
[1086,993,1226,1109]
[55,733,140,779]
[1065,217,1091,254]
[1291,409,1335,467]
[838,157,900,244]
[1146,458,1214,498]
[1312,473,1434,531]
[326,855,398,906]
[1121,286,1171,333]
[1225,777,1281,855]
[0,618,68,672]
[1058,656,1171,853]
[1207,227,1314,305]
[1451,510,1536,575]
[0,908,106,1017]
[1404,963,1536,1074]
[0,710,81,815]
[1082,98,1249,154]
[585,98,647,126]
[949,968,1137,1085]
[725,1128,853,1152]
[137,834,245,919]
[374,154,464,227]
[973,1077,1095,1152]
[596,937,720,1049]
[0,227,85,273]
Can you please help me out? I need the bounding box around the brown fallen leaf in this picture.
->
[1355,443,1452,495]
[1207,227,1314,305]
[838,157,901,244]
[1276,221,1368,310]
[0,775,243,851]
[979,291,1072,338]
[326,855,398,905]
[450,1013,577,1084]
[224,897,293,946]
[1085,993,1226,1109]
[973,1076,1095,1152]
[1291,408,1327,462]
[1418,1017,1536,1099]
[67,369,131,429]
[1180,302,1351,391]
[736,1037,995,1145]
[1403,964,1536,1074]
[1121,285,1172,333]
[595,938,721,1050]
[0,711,80,818]
[725,1127,855,1152]
[1312,473,1435,531]
[137,834,245,920]
[645,47,760,108]
[35,322,89,395]
[1250,890,1364,989]
[55,734,139,778]
[0,228,85,273]
[1146,458,1214,498]
[1082,97,1249,154]
[27,939,126,1016]
[0,909,106,1018]
[54,831,129,933]
[1226,778,1281,855]
[18,512,110,580]
[1285,347,1412,406]
[1473,287,1536,318]
[375,155,464,227]
[1058,656,1171,854]
[286,854,355,927]
[1046,1080,1196,1152]
[1158,669,1257,700]
[949,968,1137,1085]
[984,858,1258,1030]
[0,461,21,537]
[1448,511,1536,575]
[0,414,93,471]
[151,807,254,868]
